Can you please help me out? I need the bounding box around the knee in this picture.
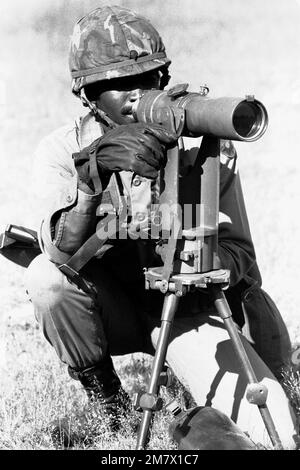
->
[25,254,67,310]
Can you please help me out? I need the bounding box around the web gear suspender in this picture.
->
[58,176,121,295]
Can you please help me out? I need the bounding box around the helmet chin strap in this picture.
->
[80,88,118,130]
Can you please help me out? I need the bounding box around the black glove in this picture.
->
[74,123,178,190]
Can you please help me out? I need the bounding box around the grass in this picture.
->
[1,312,299,450]
[0,314,180,450]
[0,0,300,451]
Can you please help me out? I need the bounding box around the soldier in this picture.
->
[25,5,297,448]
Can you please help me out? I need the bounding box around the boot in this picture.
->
[49,355,132,448]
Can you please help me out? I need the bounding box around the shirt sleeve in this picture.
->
[218,140,261,286]
[32,126,102,265]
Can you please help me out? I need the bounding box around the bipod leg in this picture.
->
[210,284,283,449]
[136,293,180,450]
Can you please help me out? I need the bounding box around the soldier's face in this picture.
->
[96,71,160,125]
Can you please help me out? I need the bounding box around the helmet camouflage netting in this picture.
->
[69,5,171,95]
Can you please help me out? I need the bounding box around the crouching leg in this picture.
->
[24,254,144,444]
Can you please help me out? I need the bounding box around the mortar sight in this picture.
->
[132,86,268,142]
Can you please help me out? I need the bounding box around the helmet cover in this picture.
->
[69,5,171,94]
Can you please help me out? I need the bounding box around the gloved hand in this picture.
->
[74,123,178,190]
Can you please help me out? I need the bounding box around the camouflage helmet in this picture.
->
[69,5,171,95]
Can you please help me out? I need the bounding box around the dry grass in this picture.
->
[0,0,300,450]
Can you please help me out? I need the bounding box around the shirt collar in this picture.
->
[76,111,104,149]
